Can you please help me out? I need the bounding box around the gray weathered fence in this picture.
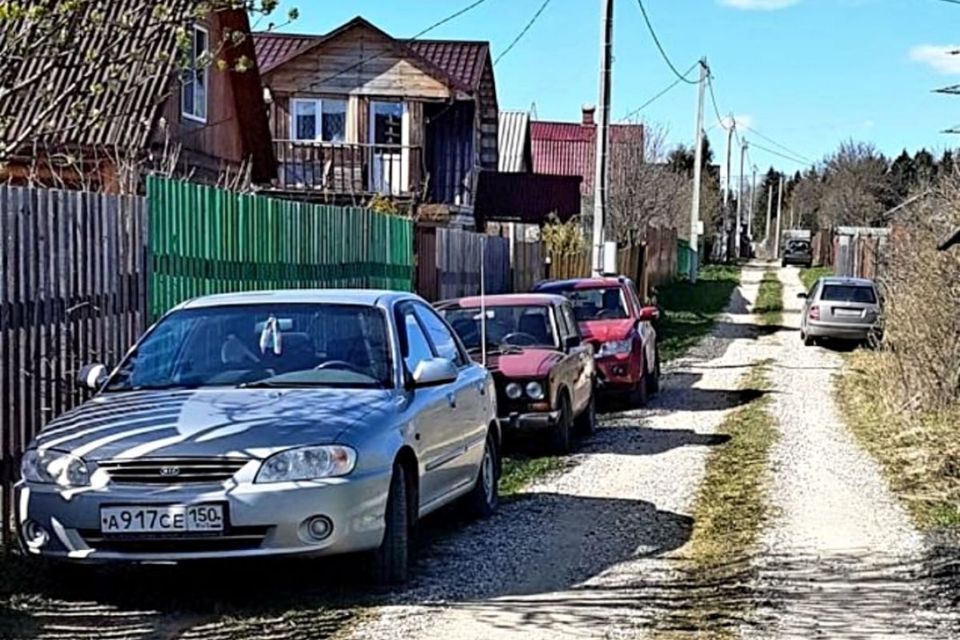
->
[434,228,510,300]
[0,186,148,546]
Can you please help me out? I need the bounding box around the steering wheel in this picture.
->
[315,360,367,375]
[596,309,620,320]
[502,332,540,346]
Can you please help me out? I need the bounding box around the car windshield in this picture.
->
[105,303,393,391]
[440,305,558,350]
[549,287,628,321]
[821,285,877,304]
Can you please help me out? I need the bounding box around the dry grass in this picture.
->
[837,350,960,530]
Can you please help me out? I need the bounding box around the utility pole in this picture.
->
[749,166,757,242]
[764,185,773,247]
[591,0,614,276]
[789,202,795,229]
[774,174,784,260]
[689,58,708,282]
[722,116,735,264]
[735,138,747,259]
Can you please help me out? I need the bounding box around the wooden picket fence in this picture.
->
[0,186,148,546]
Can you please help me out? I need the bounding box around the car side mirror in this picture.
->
[797,292,808,299]
[411,358,458,388]
[564,335,582,350]
[78,363,108,390]
[638,306,660,322]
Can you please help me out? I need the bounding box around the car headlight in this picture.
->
[525,381,545,400]
[505,382,523,399]
[21,449,91,488]
[598,339,633,357]
[255,445,357,483]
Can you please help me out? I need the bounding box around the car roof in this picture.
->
[178,289,416,310]
[535,277,626,291]
[437,293,565,309]
[819,277,876,287]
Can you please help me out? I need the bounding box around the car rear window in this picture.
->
[820,285,877,304]
[788,241,810,251]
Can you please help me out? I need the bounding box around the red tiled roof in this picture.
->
[253,32,314,73]
[252,22,489,91]
[530,121,644,195]
[407,40,489,91]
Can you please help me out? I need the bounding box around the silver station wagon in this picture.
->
[799,277,881,345]
[16,290,500,584]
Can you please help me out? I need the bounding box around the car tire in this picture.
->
[549,393,574,454]
[574,390,596,436]
[803,332,816,347]
[466,433,499,519]
[368,464,410,586]
[630,373,649,407]
[646,348,661,396]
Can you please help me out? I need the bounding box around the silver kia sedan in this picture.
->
[16,290,499,584]
[799,277,881,345]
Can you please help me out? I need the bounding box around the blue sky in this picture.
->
[269,0,960,179]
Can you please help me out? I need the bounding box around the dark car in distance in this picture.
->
[782,239,813,268]
[436,294,595,453]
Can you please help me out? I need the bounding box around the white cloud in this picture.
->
[909,44,960,75]
[718,0,799,10]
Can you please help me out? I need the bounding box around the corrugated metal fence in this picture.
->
[148,177,414,319]
[0,186,148,545]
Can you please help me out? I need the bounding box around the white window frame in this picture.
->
[181,24,209,124]
[290,97,347,143]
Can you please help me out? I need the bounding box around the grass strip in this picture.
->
[656,265,742,362]
[754,270,784,327]
[499,455,571,498]
[837,351,960,530]
[799,266,832,291]
[654,361,778,639]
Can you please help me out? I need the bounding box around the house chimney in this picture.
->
[582,104,596,126]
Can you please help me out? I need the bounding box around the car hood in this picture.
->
[483,348,564,379]
[579,319,635,344]
[32,388,395,461]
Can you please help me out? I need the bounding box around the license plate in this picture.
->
[834,308,862,317]
[100,505,224,534]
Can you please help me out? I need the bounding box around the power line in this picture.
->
[495,0,553,65]
[619,61,699,122]
[706,74,732,131]
[635,0,699,85]
[292,0,494,94]
[741,124,814,164]
[749,141,810,166]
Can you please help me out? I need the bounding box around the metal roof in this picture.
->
[253,19,490,92]
[179,289,415,309]
[0,0,193,153]
[498,111,531,172]
[530,121,644,195]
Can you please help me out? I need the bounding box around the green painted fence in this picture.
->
[677,238,698,279]
[147,177,414,319]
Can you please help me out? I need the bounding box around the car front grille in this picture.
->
[99,458,249,485]
[79,527,270,553]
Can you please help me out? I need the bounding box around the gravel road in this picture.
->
[346,266,770,640]
[746,267,959,640]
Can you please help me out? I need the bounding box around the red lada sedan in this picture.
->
[534,277,659,406]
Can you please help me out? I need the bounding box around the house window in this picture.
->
[181,25,209,123]
[291,98,347,142]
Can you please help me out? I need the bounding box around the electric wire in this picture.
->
[495,0,553,65]
[749,141,810,166]
[741,124,814,165]
[620,61,699,122]
[635,0,699,84]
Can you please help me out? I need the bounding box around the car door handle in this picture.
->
[447,392,456,408]
[476,381,486,395]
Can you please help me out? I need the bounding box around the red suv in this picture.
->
[534,276,659,405]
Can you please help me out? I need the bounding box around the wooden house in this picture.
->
[253,17,499,221]
[0,0,276,191]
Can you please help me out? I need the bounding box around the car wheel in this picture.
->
[466,433,499,519]
[549,393,574,454]
[646,348,661,396]
[630,372,648,407]
[803,333,816,347]
[368,464,410,586]
[574,389,596,436]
